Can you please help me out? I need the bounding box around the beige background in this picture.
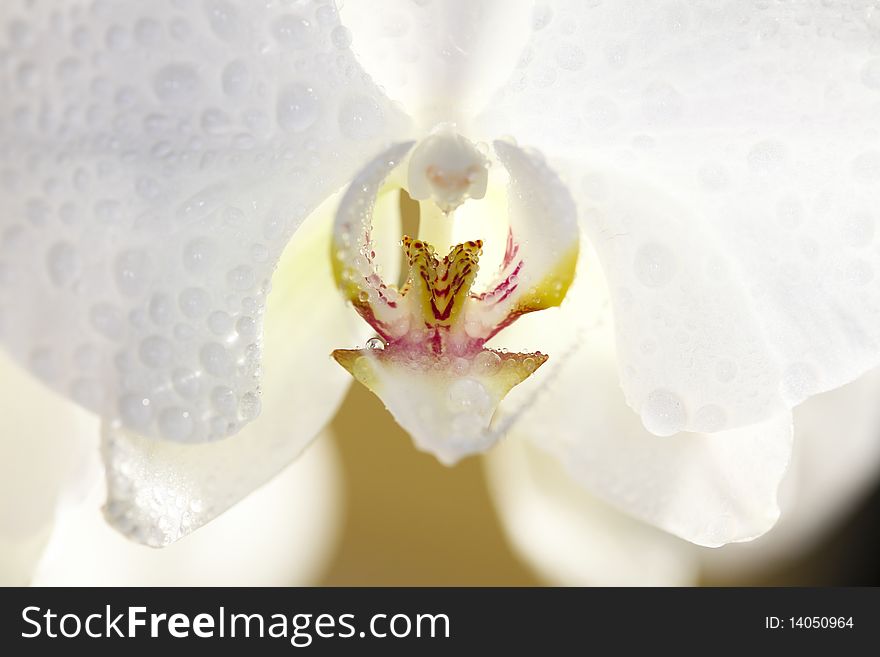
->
[322,384,539,586]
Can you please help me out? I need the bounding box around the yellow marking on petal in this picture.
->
[513,242,580,314]
[330,184,401,306]
[332,347,547,403]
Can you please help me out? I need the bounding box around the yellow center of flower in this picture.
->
[332,233,549,406]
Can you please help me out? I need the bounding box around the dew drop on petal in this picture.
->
[641,389,687,436]
[46,241,81,287]
[276,83,320,132]
[221,59,250,97]
[471,350,501,374]
[446,378,491,414]
[634,242,677,288]
[365,337,385,350]
[153,63,199,101]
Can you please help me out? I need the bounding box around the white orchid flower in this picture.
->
[2,0,880,567]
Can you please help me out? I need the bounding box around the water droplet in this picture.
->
[331,25,352,49]
[183,238,216,273]
[221,59,250,96]
[204,0,241,42]
[852,150,880,182]
[634,242,677,288]
[201,342,231,377]
[532,4,553,30]
[353,356,372,381]
[747,139,788,174]
[177,185,225,222]
[139,335,173,368]
[276,83,320,132]
[365,337,385,350]
[235,316,256,339]
[641,389,687,436]
[272,14,312,48]
[472,350,501,374]
[642,82,683,124]
[179,287,211,318]
[699,162,729,190]
[134,18,162,45]
[845,259,874,286]
[105,25,129,50]
[446,378,491,414]
[46,241,81,287]
[226,265,254,291]
[114,250,151,297]
[841,212,875,247]
[200,108,232,135]
[555,43,586,71]
[153,63,199,101]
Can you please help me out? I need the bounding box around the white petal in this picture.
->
[0,348,98,585]
[101,201,363,545]
[700,367,880,578]
[488,366,880,584]
[340,0,533,125]
[496,247,793,547]
[0,1,408,443]
[485,434,698,586]
[32,431,342,586]
[461,140,579,338]
[480,1,880,432]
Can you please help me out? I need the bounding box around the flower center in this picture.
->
[329,133,579,464]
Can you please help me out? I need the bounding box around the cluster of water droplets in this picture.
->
[0,0,404,442]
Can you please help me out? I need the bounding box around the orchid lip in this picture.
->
[330,133,580,464]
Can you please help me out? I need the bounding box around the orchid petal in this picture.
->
[495,246,792,547]
[340,0,533,126]
[0,348,98,585]
[487,365,880,583]
[32,432,342,585]
[485,434,698,586]
[700,367,880,579]
[480,1,880,433]
[101,201,365,545]
[0,0,408,444]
